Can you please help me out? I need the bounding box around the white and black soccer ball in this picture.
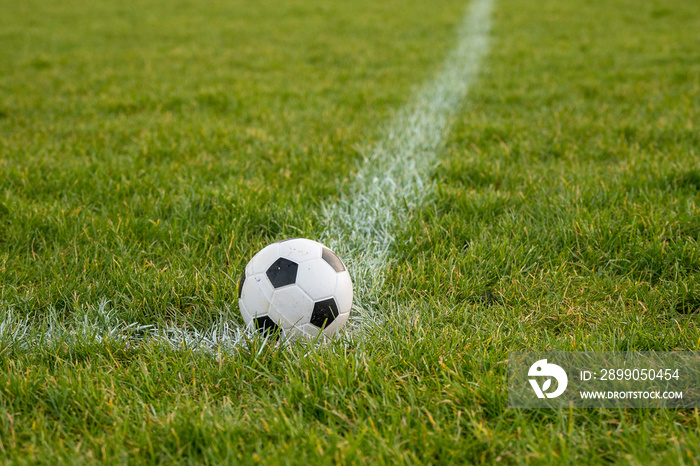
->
[238,238,353,339]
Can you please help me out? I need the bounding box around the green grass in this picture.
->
[1,0,700,463]
[0,0,464,324]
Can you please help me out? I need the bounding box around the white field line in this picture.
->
[0,302,255,355]
[0,0,494,353]
[323,0,494,325]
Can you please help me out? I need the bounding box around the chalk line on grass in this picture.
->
[0,0,494,352]
[0,301,252,354]
[323,0,494,323]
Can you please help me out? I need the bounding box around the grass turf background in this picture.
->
[1,0,700,463]
[0,0,464,325]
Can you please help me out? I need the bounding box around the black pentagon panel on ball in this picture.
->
[238,271,246,299]
[321,247,345,272]
[266,257,298,288]
[254,316,281,338]
[310,298,339,328]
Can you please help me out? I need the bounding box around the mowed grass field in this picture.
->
[1,0,699,463]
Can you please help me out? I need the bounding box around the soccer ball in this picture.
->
[238,238,353,339]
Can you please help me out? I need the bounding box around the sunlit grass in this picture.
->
[1,0,699,462]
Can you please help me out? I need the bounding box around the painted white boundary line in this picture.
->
[323,0,494,321]
[0,0,494,352]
